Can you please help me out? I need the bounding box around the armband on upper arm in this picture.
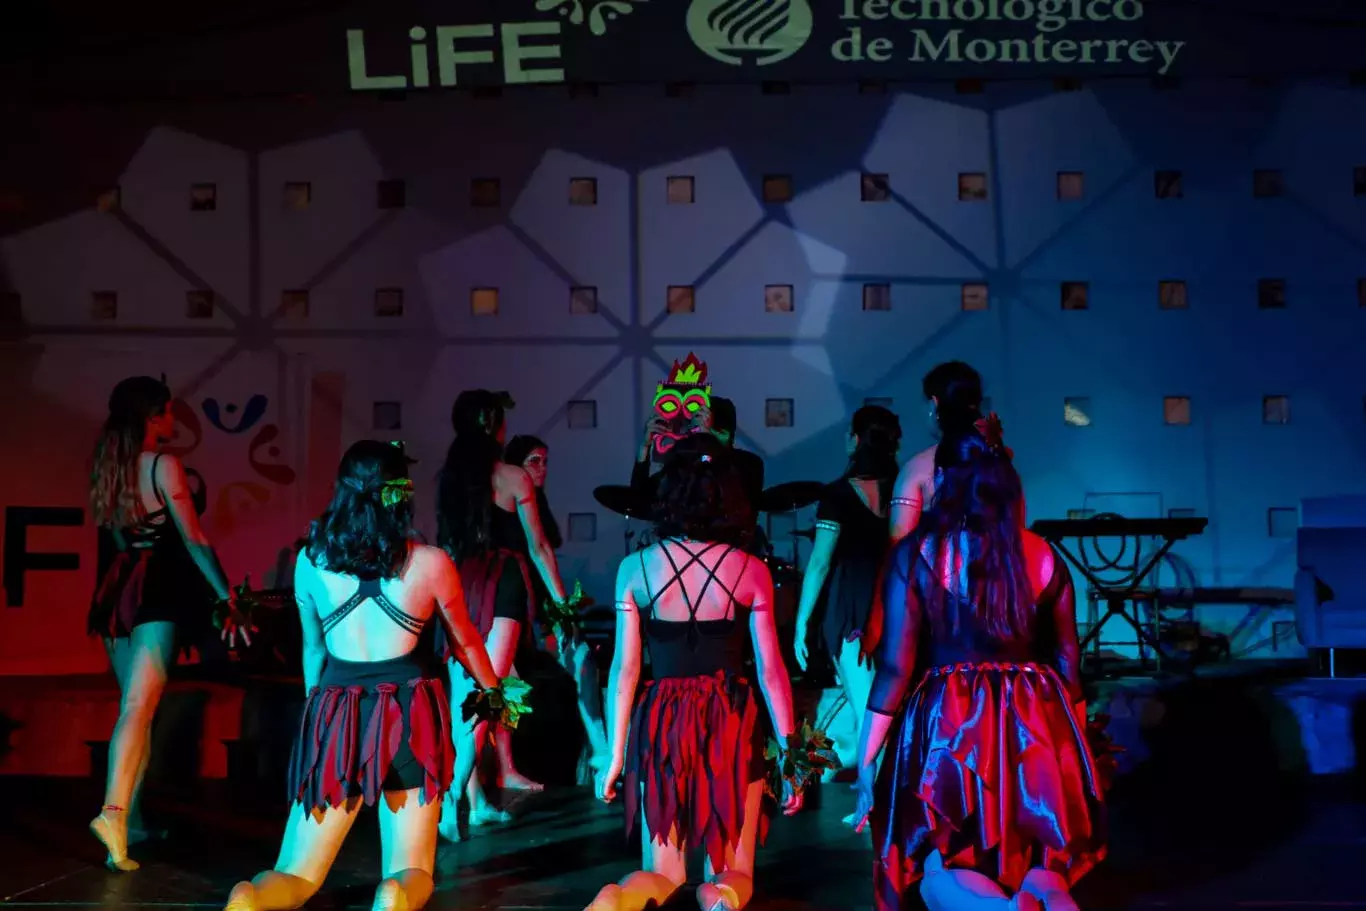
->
[816,519,840,533]
[890,497,914,508]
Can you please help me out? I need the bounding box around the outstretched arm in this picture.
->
[856,542,921,771]
[155,454,232,601]
[510,467,568,603]
[748,558,795,740]
[431,552,500,690]
[1049,554,1083,705]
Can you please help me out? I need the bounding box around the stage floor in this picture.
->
[2,774,1364,910]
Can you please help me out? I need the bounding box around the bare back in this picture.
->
[625,539,771,623]
[295,544,449,663]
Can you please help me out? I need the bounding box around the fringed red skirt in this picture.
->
[287,652,453,812]
[624,671,769,870]
[872,662,1106,908]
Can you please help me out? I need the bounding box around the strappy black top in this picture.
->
[638,540,751,679]
[319,577,426,638]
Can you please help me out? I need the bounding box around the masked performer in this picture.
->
[505,434,610,773]
[847,418,1104,911]
[436,391,569,833]
[87,376,250,872]
[226,440,502,911]
[792,405,901,764]
[630,356,764,512]
[588,434,802,911]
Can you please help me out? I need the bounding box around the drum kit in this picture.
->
[592,477,827,679]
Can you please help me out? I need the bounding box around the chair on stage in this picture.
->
[1295,524,1366,678]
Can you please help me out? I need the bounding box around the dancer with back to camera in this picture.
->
[87,375,251,872]
[792,405,902,766]
[847,417,1105,911]
[436,391,569,834]
[504,434,610,772]
[225,440,504,911]
[587,434,803,911]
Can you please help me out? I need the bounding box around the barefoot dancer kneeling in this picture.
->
[589,435,803,911]
[225,440,502,911]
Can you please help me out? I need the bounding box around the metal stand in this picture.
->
[1045,513,1183,675]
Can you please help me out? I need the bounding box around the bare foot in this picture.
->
[90,810,139,872]
[469,805,513,827]
[372,879,410,911]
[499,772,544,792]
[224,881,257,910]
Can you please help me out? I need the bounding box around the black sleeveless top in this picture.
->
[489,506,528,553]
[639,540,751,679]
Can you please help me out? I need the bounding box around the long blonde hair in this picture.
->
[89,376,171,529]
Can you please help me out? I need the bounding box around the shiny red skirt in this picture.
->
[624,671,768,870]
[872,662,1106,908]
[286,653,453,812]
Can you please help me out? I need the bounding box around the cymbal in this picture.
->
[593,484,652,519]
[758,481,824,513]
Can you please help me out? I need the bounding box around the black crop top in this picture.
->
[866,535,1082,716]
[636,540,751,679]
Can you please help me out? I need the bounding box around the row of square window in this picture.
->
[55,276,1366,322]
[366,393,1302,439]
[93,167,1366,213]
[91,167,1366,213]
[1066,506,1299,539]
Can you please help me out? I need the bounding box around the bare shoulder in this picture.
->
[739,549,772,583]
[152,451,186,477]
[1021,531,1056,589]
[410,543,453,574]
[895,444,936,490]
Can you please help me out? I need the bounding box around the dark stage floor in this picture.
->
[2,773,1365,911]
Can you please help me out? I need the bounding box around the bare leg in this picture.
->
[583,800,686,911]
[919,851,1040,911]
[1020,869,1079,911]
[698,781,764,910]
[105,637,154,839]
[562,639,609,765]
[373,787,441,910]
[92,622,175,872]
[467,619,526,823]
[834,637,877,799]
[224,797,362,910]
[493,664,542,792]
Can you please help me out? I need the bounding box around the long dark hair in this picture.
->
[306,440,414,579]
[923,361,983,438]
[504,434,561,549]
[90,376,170,528]
[437,390,506,561]
[913,423,1032,641]
[652,433,753,549]
[846,404,902,504]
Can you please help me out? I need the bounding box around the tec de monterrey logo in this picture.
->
[686,0,814,66]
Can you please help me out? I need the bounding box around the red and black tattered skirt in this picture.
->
[624,671,769,870]
[460,548,536,636]
[286,653,453,812]
[872,662,1106,908]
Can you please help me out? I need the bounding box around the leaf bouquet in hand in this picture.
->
[543,580,590,640]
[764,721,841,801]
[462,677,534,730]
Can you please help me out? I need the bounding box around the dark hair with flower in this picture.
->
[306,439,415,579]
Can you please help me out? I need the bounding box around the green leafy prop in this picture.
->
[462,676,534,730]
[379,478,414,507]
[764,721,840,800]
[212,580,262,635]
[543,580,589,639]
